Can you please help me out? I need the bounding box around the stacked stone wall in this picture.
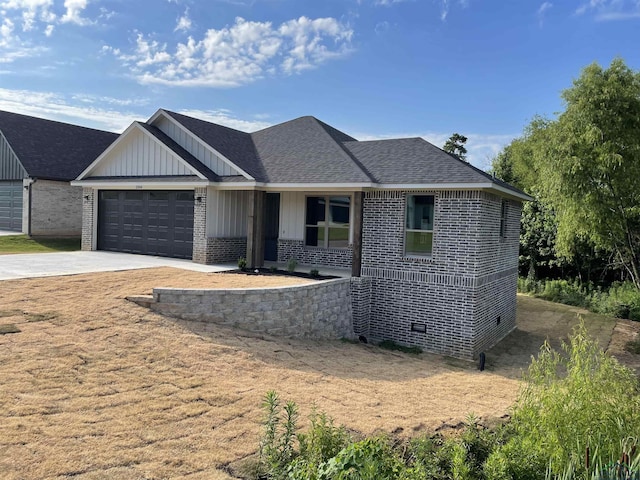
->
[151,279,354,339]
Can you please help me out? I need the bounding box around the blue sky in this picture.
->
[0,0,638,169]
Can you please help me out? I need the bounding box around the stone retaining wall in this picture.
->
[150,278,354,339]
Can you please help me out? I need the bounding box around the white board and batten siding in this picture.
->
[0,132,26,180]
[206,188,249,237]
[155,116,243,177]
[88,128,193,178]
[279,191,355,243]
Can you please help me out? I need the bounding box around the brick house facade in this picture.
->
[74,109,529,359]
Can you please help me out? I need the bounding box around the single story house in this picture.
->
[0,110,118,235]
[73,109,531,359]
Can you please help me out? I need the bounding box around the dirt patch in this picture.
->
[486,294,619,379]
[0,267,519,479]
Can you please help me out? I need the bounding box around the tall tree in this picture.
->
[533,59,640,287]
[443,133,468,161]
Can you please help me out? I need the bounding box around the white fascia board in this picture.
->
[261,183,373,192]
[75,122,139,181]
[70,180,209,189]
[373,182,532,201]
[151,109,255,181]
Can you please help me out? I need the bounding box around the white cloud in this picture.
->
[107,16,354,88]
[0,0,94,62]
[438,0,470,21]
[175,108,272,132]
[576,0,640,20]
[0,87,141,132]
[60,0,92,25]
[355,130,515,170]
[174,9,192,32]
[537,2,552,25]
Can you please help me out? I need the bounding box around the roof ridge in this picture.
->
[307,117,375,183]
[0,109,118,135]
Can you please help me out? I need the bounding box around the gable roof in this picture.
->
[0,110,118,181]
[162,110,264,180]
[72,108,529,200]
[137,123,221,181]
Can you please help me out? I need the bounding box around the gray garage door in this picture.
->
[0,181,23,231]
[98,190,195,259]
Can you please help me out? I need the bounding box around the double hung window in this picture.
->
[405,195,434,256]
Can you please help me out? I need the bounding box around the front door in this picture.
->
[264,193,280,262]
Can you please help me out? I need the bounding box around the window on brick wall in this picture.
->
[305,196,350,248]
[499,200,507,238]
[405,194,434,256]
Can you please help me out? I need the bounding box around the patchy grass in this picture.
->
[378,339,423,355]
[0,270,631,479]
[0,324,20,334]
[0,235,80,254]
[626,336,640,354]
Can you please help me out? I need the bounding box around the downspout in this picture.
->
[27,177,37,237]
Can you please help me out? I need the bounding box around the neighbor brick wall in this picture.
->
[356,189,522,359]
[81,188,95,251]
[30,180,83,237]
[278,239,353,269]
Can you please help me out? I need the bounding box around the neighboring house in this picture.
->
[0,110,118,235]
[73,109,531,359]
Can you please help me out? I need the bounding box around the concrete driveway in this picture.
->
[0,251,235,280]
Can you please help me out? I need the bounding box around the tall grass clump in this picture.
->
[484,319,640,479]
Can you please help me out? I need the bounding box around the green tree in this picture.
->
[538,59,640,288]
[443,133,468,161]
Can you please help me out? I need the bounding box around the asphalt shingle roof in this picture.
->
[166,111,526,196]
[249,116,372,183]
[0,110,118,181]
[162,110,265,181]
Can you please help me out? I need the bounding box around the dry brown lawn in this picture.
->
[0,269,635,479]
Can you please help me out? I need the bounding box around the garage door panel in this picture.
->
[0,181,23,231]
[98,190,194,259]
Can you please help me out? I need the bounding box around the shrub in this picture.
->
[309,269,320,278]
[590,282,640,321]
[486,320,640,479]
[287,258,298,273]
[237,257,247,271]
[287,407,352,479]
[318,436,404,480]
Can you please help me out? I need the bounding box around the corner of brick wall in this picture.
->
[80,188,94,251]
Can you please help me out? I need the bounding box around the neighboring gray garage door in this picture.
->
[98,190,195,259]
[0,181,23,231]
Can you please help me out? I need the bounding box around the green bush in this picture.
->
[486,320,640,479]
[590,282,640,321]
[518,277,640,321]
[287,408,352,479]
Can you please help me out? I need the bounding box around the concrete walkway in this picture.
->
[0,229,20,236]
[0,251,235,280]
